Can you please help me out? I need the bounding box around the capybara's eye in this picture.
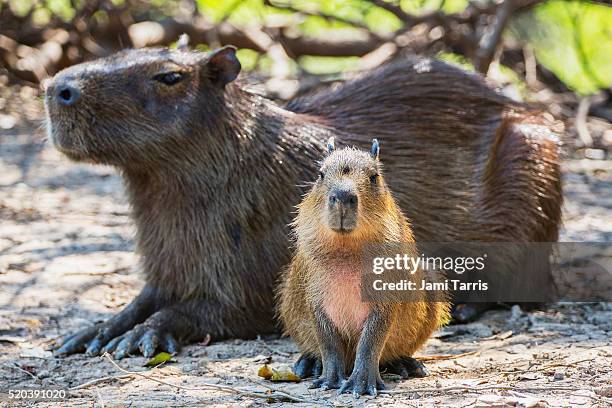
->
[370,174,378,184]
[319,171,325,180]
[153,72,184,86]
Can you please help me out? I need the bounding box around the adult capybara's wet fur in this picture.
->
[278,141,450,395]
[45,46,561,360]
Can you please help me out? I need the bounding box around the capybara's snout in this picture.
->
[47,76,82,107]
[326,180,359,233]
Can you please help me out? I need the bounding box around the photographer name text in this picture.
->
[372,279,488,291]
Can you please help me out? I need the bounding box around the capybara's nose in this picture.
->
[329,189,358,207]
[55,82,81,106]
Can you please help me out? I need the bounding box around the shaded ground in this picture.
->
[0,104,611,406]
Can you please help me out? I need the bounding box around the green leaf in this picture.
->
[144,352,174,367]
[511,0,612,95]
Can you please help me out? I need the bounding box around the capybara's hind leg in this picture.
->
[294,353,322,378]
[381,356,429,378]
[451,302,495,323]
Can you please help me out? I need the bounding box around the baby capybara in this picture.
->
[278,139,450,396]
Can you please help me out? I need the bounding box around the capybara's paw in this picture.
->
[294,354,322,378]
[451,303,492,323]
[100,323,180,359]
[381,356,429,378]
[310,374,346,390]
[339,370,385,397]
[309,361,346,390]
[55,323,108,356]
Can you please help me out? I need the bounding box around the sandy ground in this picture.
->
[0,118,611,407]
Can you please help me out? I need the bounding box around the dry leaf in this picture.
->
[270,370,301,382]
[257,364,300,382]
[258,364,274,380]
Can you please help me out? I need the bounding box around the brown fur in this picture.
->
[45,47,561,357]
[278,146,449,370]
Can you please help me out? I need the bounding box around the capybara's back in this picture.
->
[288,57,562,244]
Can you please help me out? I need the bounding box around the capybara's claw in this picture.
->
[339,372,385,397]
[310,374,346,390]
[309,358,346,390]
[56,316,180,360]
[109,323,179,359]
[85,324,124,356]
[55,324,104,356]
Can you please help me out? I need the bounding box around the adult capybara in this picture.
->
[44,46,561,369]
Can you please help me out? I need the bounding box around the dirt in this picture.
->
[0,91,610,407]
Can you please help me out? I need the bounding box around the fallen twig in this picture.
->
[416,351,478,361]
[101,353,318,404]
[95,389,105,408]
[498,356,597,375]
[3,362,40,381]
[69,374,134,390]
[380,383,606,401]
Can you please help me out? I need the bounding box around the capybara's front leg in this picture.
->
[309,310,347,390]
[57,291,273,359]
[339,310,390,397]
[55,284,166,356]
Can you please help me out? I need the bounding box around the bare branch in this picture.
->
[1,0,603,84]
[265,0,383,39]
[576,96,594,146]
[100,353,323,405]
[475,0,516,73]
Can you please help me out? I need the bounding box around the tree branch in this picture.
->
[1,0,605,85]
[475,0,516,73]
[265,0,383,39]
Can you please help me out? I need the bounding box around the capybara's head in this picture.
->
[44,46,241,166]
[296,138,400,248]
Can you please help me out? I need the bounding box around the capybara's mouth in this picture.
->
[327,212,358,235]
[330,217,358,234]
[46,117,91,161]
[54,143,89,161]
[331,226,355,234]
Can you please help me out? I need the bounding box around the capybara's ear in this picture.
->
[205,46,241,87]
[327,137,336,154]
[371,138,379,159]
[176,33,190,51]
